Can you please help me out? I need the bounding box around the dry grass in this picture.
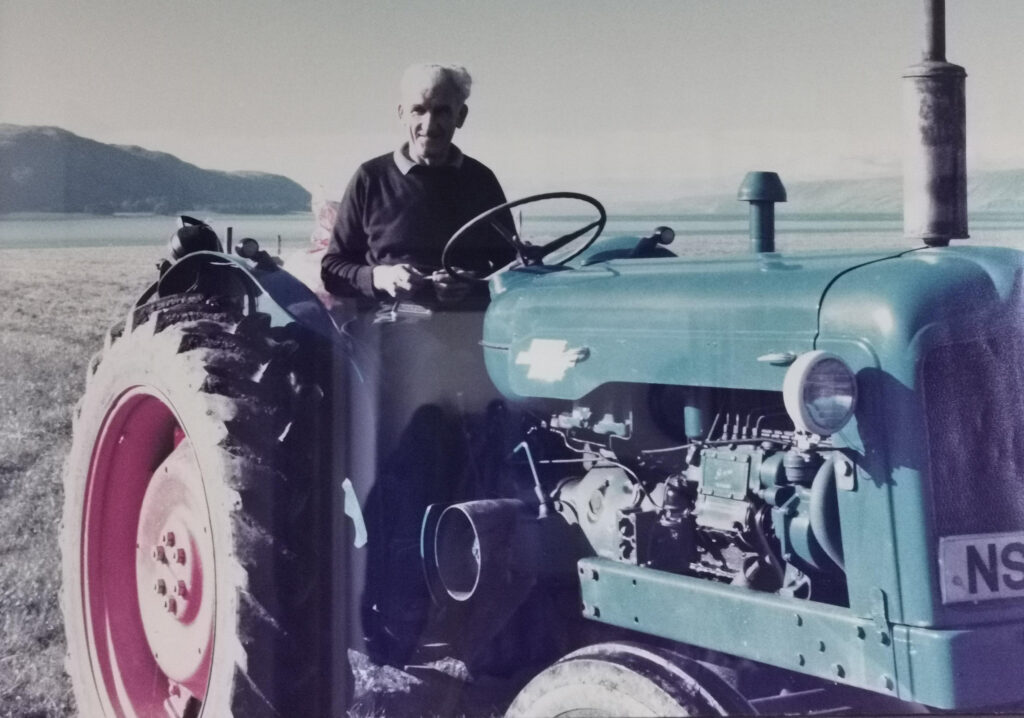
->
[0,246,158,717]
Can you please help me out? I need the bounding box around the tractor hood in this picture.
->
[482,248,905,400]
[815,245,1024,385]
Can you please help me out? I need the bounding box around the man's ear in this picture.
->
[456,104,469,128]
[397,103,405,120]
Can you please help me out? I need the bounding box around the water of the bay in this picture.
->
[2,211,1024,256]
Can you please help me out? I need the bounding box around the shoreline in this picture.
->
[0,210,314,221]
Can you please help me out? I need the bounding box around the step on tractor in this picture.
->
[61,2,1024,716]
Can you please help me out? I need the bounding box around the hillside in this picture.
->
[0,124,310,215]
[620,172,1024,216]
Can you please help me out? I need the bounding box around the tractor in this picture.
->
[61,1,1024,715]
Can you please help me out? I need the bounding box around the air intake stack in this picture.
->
[903,0,968,246]
[738,171,787,254]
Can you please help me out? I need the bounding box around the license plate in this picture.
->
[939,531,1024,604]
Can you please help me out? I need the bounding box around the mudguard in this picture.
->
[137,250,339,339]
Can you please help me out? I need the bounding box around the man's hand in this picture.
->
[372,263,426,297]
[430,270,471,305]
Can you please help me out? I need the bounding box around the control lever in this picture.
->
[630,226,676,257]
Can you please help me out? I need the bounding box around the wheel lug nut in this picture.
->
[152,546,167,563]
[164,597,177,614]
[161,531,176,547]
[173,580,188,598]
[153,579,166,595]
[175,548,187,565]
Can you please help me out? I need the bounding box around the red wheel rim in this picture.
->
[81,387,215,715]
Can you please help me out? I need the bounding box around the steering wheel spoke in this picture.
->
[488,218,529,265]
[543,218,603,256]
[488,218,520,247]
[443,192,606,284]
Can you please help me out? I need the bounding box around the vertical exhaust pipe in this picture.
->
[903,0,968,246]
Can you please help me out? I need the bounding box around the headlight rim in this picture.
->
[782,350,858,437]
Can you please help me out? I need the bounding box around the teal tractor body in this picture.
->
[446,239,1024,710]
[62,200,1024,716]
[148,226,1024,712]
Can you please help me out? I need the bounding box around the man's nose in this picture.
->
[423,111,442,133]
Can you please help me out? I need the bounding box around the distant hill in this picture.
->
[0,124,310,215]
[618,172,1024,215]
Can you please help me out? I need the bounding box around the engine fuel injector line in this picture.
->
[514,441,552,519]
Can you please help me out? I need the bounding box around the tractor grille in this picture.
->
[924,332,1024,537]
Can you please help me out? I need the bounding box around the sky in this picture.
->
[3,1,1024,204]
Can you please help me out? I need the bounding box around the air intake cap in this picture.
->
[738,172,787,253]
[737,171,787,203]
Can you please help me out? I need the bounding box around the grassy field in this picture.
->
[0,246,158,717]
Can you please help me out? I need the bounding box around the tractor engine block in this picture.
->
[548,393,848,605]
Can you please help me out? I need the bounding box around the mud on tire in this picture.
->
[61,292,334,717]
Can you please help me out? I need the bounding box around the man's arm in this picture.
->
[321,170,377,298]
[321,168,428,299]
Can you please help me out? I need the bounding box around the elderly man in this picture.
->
[322,63,513,302]
[324,65,515,675]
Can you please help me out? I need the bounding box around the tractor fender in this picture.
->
[139,250,339,338]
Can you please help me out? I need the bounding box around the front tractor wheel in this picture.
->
[61,294,332,717]
[505,642,753,717]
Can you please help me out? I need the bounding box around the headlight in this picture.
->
[782,351,857,436]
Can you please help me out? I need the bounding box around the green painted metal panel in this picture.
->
[484,249,903,398]
[579,557,1024,709]
[892,622,1024,708]
[818,246,1024,629]
[578,557,899,700]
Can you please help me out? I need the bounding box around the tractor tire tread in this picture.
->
[62,291,332,717]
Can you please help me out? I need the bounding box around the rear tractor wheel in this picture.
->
[61,293,332,717]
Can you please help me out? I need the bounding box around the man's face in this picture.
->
[398,79,468,165]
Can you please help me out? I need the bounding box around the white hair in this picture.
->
[400,63,472,104]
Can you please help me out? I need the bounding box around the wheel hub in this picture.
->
[135,439,215,689]
[81,387,217,715]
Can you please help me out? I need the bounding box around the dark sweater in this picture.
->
[321,150,514,298]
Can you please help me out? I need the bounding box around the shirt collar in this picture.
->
[393,143,464,174]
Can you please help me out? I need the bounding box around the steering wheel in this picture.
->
[442,192,607,284]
